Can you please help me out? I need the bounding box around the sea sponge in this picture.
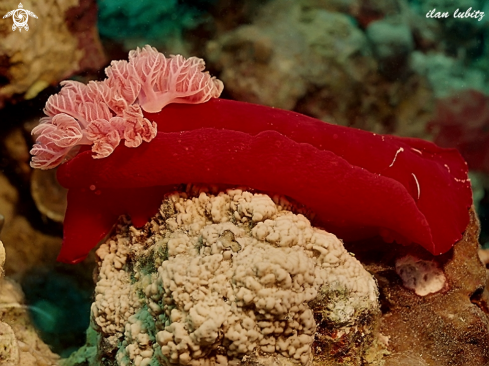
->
[88,188,380,365]
[395,255,447,296]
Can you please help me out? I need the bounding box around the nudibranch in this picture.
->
[30,46,472,264]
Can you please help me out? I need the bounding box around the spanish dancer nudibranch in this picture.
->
[30,46,472,264]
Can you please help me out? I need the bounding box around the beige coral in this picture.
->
[83,187,380,366]
[0,240,59,366]
[0,0,105,107]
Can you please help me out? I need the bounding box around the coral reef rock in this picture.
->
[64,190,489,366]
[0,239,59,366]
[31,168,67,223]
[0,0,105,107]
[206,0,434,138]
[65,188,383,365]
[0,172,62,278]
[349,208,489,366]
[427,89,489,173]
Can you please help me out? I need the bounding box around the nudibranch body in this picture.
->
[30,46,472,264]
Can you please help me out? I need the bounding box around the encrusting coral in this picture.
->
[30,46,223,169]
[75,187,380,366]
[0,0,106,107]
[0,239,60,366]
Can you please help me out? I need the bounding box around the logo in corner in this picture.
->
[3,3,38,32]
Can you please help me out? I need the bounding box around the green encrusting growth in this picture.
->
[97,0,216,47]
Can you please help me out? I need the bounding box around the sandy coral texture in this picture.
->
[0,239,59,366]
[69,188,381,366]
[0,0,105,107]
